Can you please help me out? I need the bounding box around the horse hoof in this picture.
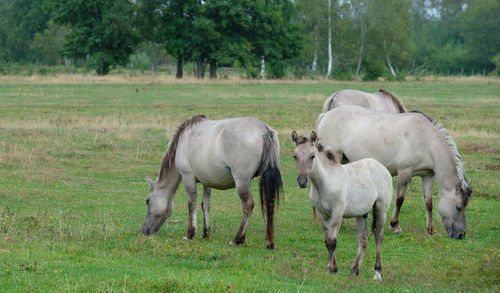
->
[373,271,382,281]
[266,242,276,250]
[182,236,193,241]
[392,226,402,234]
[326,266,338,274]
[229,239,246,246]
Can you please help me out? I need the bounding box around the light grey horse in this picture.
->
[316,106,472,239]
[322,89,407,113]
[292,131,392,280]
[142,115,283,249]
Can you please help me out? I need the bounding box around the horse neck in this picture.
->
[157,165,182,200]
[310,158,342,192]
[431,143,460,193]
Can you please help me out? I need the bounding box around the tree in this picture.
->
[0,0,50,63]
[351,0,368,81]
[49,0,139,75]
[366,0,413,77]
[152,0,200,78]
[30,21,68,65]
[456,0,500,73]
[326,0,333,77]
[244,0,302,78]
[135,0,164,76]
[295,0,327,75]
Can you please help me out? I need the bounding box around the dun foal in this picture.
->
[292,131,392,280]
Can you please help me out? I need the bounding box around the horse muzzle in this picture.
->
[142,226,152,235]
[297,176,308,188]
[448,230,466,240]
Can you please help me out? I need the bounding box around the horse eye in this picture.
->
[456,205,462,211]
[309,154,315,160]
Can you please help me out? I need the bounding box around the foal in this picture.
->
[292,131,392,280]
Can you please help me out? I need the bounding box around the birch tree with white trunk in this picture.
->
[326,0,333,77]
[352,0,368,81]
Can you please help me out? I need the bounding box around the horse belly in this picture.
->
[192,163,236,190]
[344,195,375,218]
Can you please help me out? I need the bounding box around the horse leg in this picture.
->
[201,186,212,239]
[229,180,254,247]
[352,216,369,276]
[325,219,342,274]
[372,202,386,281]
[182,175,197,240]
[390,174,410,234]
[422,175,435,235]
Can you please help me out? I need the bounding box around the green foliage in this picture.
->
[1,0,499,78]
[29,21,68,65]
[492,53,500,76]
[362,57,385,81]
[0,0,51,62]
[49,0,139,75]
[456,0,500,72]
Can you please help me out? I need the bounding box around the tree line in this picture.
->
[0,0,498,79]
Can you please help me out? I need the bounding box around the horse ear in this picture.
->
[310,131,317,142]
[292,131,298,143]
[145,176,155,189]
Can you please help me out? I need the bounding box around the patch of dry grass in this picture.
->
[1,73,499,85]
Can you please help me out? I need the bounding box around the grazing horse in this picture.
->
[316,106,472,239]
[292,131,392,280]
[322,89,407,113]
[142,115,283,249]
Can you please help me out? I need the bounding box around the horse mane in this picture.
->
[378,89,407,113]
[316,142,340,164]
[159,115,207,181]
[411,111,472,206]
[294,134,309,145]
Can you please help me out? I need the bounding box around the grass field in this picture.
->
[0,76,499,292]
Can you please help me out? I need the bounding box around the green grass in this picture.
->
[1,77,499,292]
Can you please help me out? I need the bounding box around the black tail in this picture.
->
[259,128,283,249]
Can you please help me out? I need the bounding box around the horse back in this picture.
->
[317,109,437,176]
[175,117,268,187]
[323,89,403,113]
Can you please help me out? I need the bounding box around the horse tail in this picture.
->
[259,126,283,249]
[322,90,343,112]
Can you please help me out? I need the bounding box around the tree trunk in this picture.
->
[135,53,145,76]
[196,57,206,79]
[355,23,365,81]
[152,43,159,77]
[326,0,333,78]
[312,36,318,73]
[96,58,110,75]
[312,49,318,73]
[176,53,183,79]
[260,56,265,78]
[385,54,396,77]
[384,39,396,77]
[209,59,217,79]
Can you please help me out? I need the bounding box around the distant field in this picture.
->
[0,76,499,291]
